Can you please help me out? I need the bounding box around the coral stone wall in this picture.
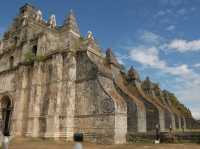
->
[0,3,199,145]
[75,51,127,144]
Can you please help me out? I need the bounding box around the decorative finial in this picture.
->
[35,10,43,21]
[64,9,80,35]
[128,66,140,81]
[130,66,134,71]
[48,14,56,28]
[146,76,150,81]
[154,83,160,89]
[68,9,75,21]
[87,31,94,40]
[69,9,73,15]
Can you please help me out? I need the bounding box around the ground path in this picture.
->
[8,138,200,149]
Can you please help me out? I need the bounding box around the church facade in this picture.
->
[0,4,199,144]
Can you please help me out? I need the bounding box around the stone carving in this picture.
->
[0,74,15,93]
[48,14,56,28]
[101,98,115,113]
[38,33,48,54]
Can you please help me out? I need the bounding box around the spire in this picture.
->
[20,3,34,12]
[154,83,160,90]
[19,3,38,16]
[127,66,140,81]
[64,9,80,35]
[153,83,161,96]
[87,31,94,40]
[142,76,153,90]
[163,90,170,98]
[146,76,150,81]
[48,14,57,28]
[106,48,120,68]
[35,10,43,21]
[86,30,101,52]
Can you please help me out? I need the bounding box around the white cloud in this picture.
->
[154,9,172,18]
[127,31,195,78]
[154,10,166,17]
[177,8,187,15]
[139,31,161,45]
[116,55,126,65]
[155,7,188,19]
[115,52,129,65]
[116,57,124,65]
[157,11,166,16]
[166,25,175,31]
[191,7,196,12]
[167,39,200,52]
[128,46,194,78]
[169,0,184,6]
[128,45,200,119]
[129,47,166,69]
[166,64,192,77]
[193,63,200,68]
[191,108,200,120]
[154,7,195,26]
[123,31,200,120]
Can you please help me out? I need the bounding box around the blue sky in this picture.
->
[0,0,200,119]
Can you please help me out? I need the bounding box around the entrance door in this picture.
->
[1,96,13,136]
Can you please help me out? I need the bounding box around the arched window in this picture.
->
[9,56,14,69]
[32,45,37,56]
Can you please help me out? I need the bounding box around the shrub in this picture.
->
[24,51,35,63]
[24,51,46,63]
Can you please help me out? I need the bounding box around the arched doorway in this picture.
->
[0,95,13,136]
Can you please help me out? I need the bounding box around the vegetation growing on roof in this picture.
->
[167,92,192,117]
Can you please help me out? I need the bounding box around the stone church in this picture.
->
[0,4,199,144]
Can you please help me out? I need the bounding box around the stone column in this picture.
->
[178,116,182,130]
[114,113,127,144]
[183,117,187,130]
[159,110,165,132]
[171,113,176,130]
[137,108,146,132]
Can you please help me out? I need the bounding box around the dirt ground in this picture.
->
[9,138,200,149]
